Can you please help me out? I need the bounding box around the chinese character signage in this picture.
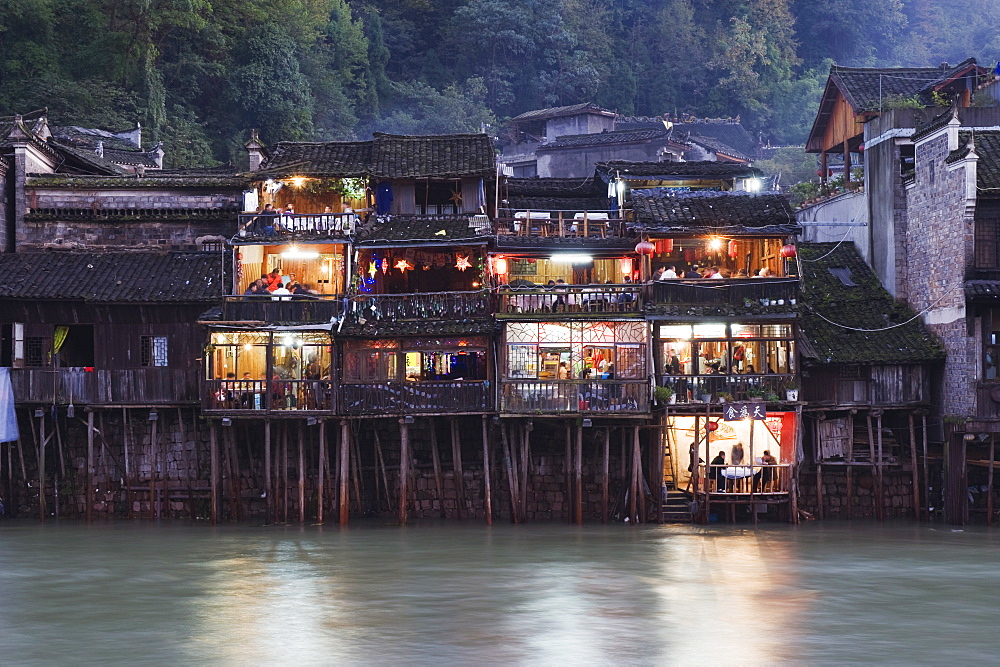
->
[723,403,767,421]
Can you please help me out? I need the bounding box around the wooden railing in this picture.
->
[221,295,345,323]
[203,379,335,412]
[697,463,791,494]
[498,285,641,315]
[341,381,492,414]
[501,379,648,413]
[10,368,200,405]
[494,210,630,238]
[657,374,797,404]
[347,290,492,322]
[236,212,356,239]
[648,278,799,305]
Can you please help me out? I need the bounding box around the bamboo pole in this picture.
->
[264,420,272,524]
[602,428,610,523]
[481,416,492,525]
[574,424,583,524]
[298,423,305,523]
[317,421,325,524]
[339,420,350,524]
[86,411,94,524]
[398,419,410,525]
[209,421,218,525]
[501,423,519,523]
[429,419,445,518]
[909,413,920,521]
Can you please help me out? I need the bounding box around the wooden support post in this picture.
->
[38,411,46,522]
[351,435,363,514]
[520,422,531,514]
[298,422,305,523]
[149,416,158,521]
[574,424,583,525]
[501,423,519,523]
[565,423,573,523]
[339,420,350,525]
[86,411,94,524]
[602,428,610,524]
[398,418,410,525]
[843,140,852,186]
[988,435,995,527]
[846,464,853,519]
[909,413,920,521]
[816,463,824,520]
[866,413,877,520]
[264,420,272,524]
[374,426,392,512]
[655,423,665,525]
[317,421,325,524]
[282,423,289,524]
[429,419,445,518]
[209,421,218,525]
[922,414,929,520]
[628,426,639,523]
[451,418,466,518]
[876,412,885,521]
[481,416,492,525]
[119,408,133,519]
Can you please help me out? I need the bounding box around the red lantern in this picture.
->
[727,240,738,259]
[780,244,797,259]
[635,241,655,255]
[706,421,719,432]
[494,257,508,274]
[654,239,674,255]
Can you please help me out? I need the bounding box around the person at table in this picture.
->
[711,451,727,492]
[684,265,702,279]
[265,269,283,292]
[243,279,264,295]
[731,442,745,465]
[220,372,237,406]
[557,361,570,380]
[708,266,723,279]
[760,450,777,491]
[658,265,678,280]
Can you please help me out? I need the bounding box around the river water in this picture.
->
[1,520,998,664]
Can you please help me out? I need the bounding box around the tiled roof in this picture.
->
[798,242,944,364]
[47,140,129,176]
[595,160,761,181]
[947,131,1000,191]
[257,133,495,179]
[494,235,636,250]
[50,125,141,152]
[510,103,614,122]
[966,280,1000,300]
[540,128,668,149]
[829,58,980,112]
[506,176,598,196]
[504,196,609,212]
[672,122,760,160]
[0,251,227,302]
[686,134,750,161]
[370,133,495,179]
[613,116,671,131]
[912,109,955,142]
[103,148,159,168]
[631,191,798,233]
[354,215,491,245]
[27,169,248,188]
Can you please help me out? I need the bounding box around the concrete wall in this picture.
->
[537,141,665,178]
[796,191,870,260]
[545,113,614,141]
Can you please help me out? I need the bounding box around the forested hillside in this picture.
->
[1,0,996,166]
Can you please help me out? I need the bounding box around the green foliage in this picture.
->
[879,94,924,110]
[756,146,819,190]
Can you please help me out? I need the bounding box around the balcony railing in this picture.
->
[495,210,630,238]
[498,285,641,316]
[236,212,356,240]
[203,379,335,413]
[696,463,792,494]
[341,381,492,414]
[501,379,649,413]
[658,374,797,404]
[221,295,345,323]
[648,278,799,306]
[347,290,492,322]
[11,368,199,405]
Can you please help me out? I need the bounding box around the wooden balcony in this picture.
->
[501,380,649,414]
[341,381,493,415]
[648,278,799,306]
[236,212,355,240]
[203,379,335,414]
[347,290,492,322]
[494,210,630,238]
[658,374,798,404]
[696,463,792,496]
[11,368,200,405]
[220,295,345,323]
[497,285,642,317]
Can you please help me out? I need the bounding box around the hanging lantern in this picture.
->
[635,241,655,255]
[683,248,695,263]
[620,257,633,275]
[728,240,739,259]
[706,421,719,432]
[395,259,413,272]
[654,239,674,255]
[780,244,797,258]
[494,257,508,274]
[455,255,472,271]
[368,262,378,279]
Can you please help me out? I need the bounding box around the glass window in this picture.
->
[696,341,730,374]
[141,336,169,367]
[508,344,537,378]
[693,323,727,338]
[663,341,693,375]
[660,325,692,340]
[346,351,397,382]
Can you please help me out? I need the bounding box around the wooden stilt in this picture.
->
[149,416,158,521]
[298,423,305,523]
[264,420,272,524]
[630,426,641,523]
[317,421,325,524]
[209,421,218,525]
[909,413,920,520]
[351,433,363,514]
[429,419,445,518]
[339,420,350,524]
[323,428,333,518]
[846,464,853,519]
[574,424,583,524]
[481,416,492,525]
[451,419,466,518]
[86,411,94,524]
[988,435,995,527]
[374,425,391,511]
[564,423,573,523]
[921,414,929,519]
[520,422,530,515]
[876,412,885,521]
[282,423,289,524]
[816,463,824,519]
[398,419,410,525]
[866,412,877,520]
[602,428,610,524]
[38,411,46,522]
[501,423,519,523]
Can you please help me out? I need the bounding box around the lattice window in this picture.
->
[26,337,46,367]
[141,336,169,367]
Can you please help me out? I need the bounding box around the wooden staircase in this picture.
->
[661,431,693,523]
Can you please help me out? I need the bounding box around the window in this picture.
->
[416,180,462,215]
[141,336,169,367]
[502,321,647,380]
[659,322,795,376]
[26,337,47,367]
[346,351,397,382]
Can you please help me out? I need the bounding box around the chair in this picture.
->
[573,212,609,238]
[514,211,551,237]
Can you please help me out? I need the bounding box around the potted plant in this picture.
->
[746,387,765,402]
[654,385,676,405]
[764,391,780,402]
[717,392,734,404]
[784,380,800,402]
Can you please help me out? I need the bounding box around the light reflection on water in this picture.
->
[1,520,999,664]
